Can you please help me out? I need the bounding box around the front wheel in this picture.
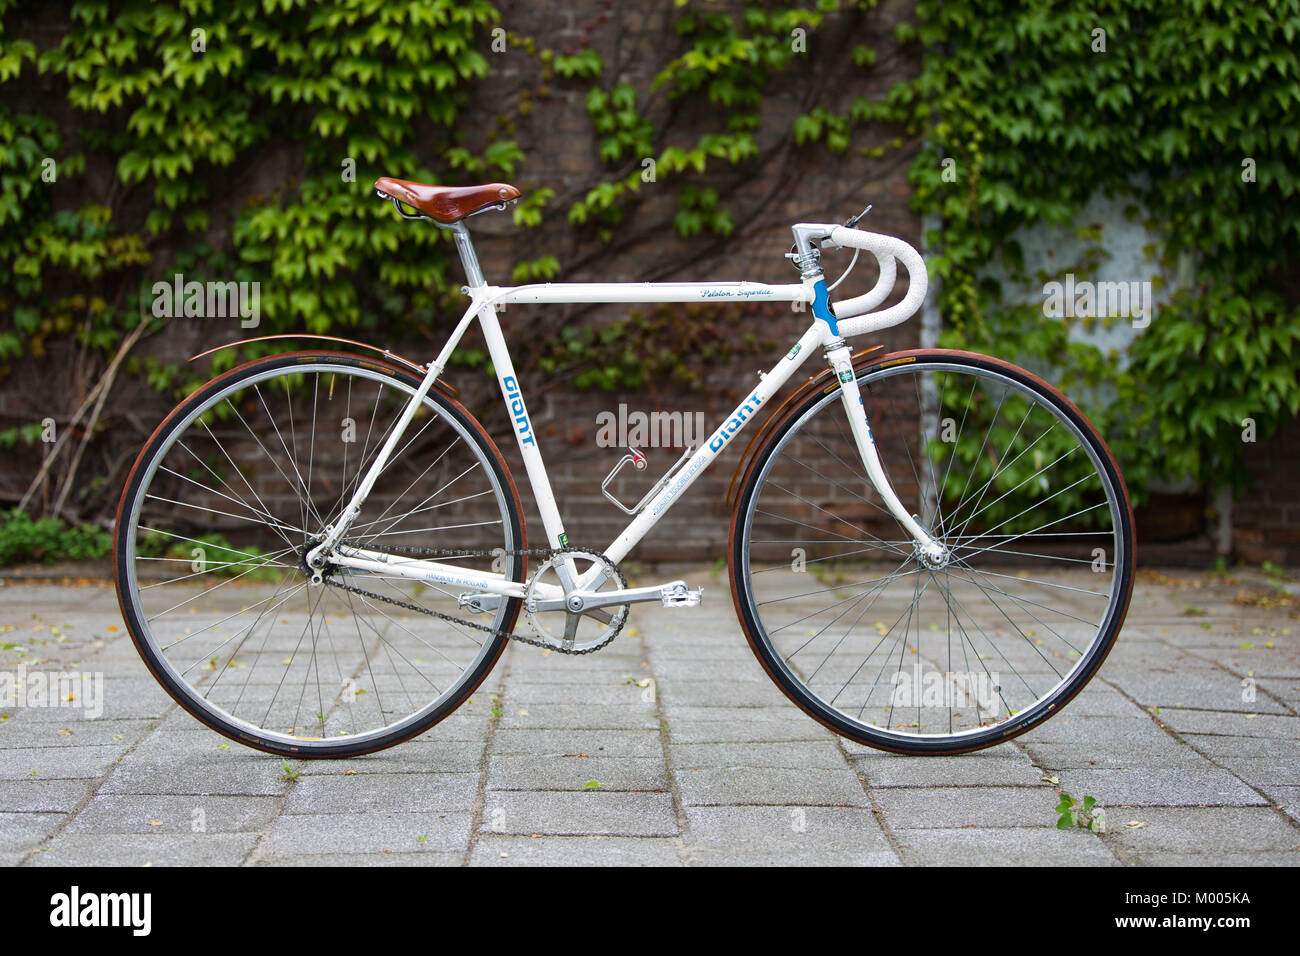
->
[730,349,1135,755]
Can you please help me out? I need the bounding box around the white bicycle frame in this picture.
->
[307,219,945,606]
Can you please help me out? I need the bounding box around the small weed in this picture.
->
[1056,792,1105,833]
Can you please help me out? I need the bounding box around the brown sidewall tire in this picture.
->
[113,351,527,758]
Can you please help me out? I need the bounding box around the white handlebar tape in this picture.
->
[826,225,928,338]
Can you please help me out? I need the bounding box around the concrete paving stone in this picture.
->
[496,704,660,731]
[1154,709,1300,739]
[29,832,259,866]
[65,794,281,833]
[55,656,152,679]
[481,790,677,836]
[1055,768,1268,808]
[1198,650,1299,674]
[262,811,472,855]
[1156,631,1264,650]
[857,754,1046,787]
[895,826,1118,866]
[470,834,682,866]
[493,728,664,758]
[656,679,788,708]
[0,853,23,866]
[506,651,649,674]
[1217,757,1300,787]
[0,717,153,748]
[1055,688,1146,717]
[840,739,1023,759]
[388,711,493,743]
[0,779,93,812]
[1255,677,1300,707]
[298,740,485,775]
[1179,733,1300,762]
[1022,741,1213,771]
[676,766,867,806]
[1102,638,1207,660]
[671,740,847,770]
[486,754,668,792]
[1122,850,1300,866]
[508,642,645,663]
[1013,715,1173,746]
[684,806,898,866]
[874,786,1056,829]
[1105,670,1289,714]
[644,643,754,661]
[0,744,124,781]
[1260,786,1300,824]
[1104,807,1300,854]
[664,711,833,744]
[253,851,463,866]
[98,740,289,796]
[90,678,174,720]
[0,812,66,852]
[282,773,479,813]
[503,682,655,707]
[650,660,769,682]
[842,738,1024,764]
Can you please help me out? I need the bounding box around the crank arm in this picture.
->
[465,579,697,615]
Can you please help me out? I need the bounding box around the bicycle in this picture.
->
[113,176,1135,758]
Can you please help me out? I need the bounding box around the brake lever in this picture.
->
[821,203,872,250]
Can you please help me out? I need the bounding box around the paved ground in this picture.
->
[0,565,1297,866]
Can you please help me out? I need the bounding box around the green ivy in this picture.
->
[861,0,1300,502]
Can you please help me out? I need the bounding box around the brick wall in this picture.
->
[1234,413,1300,564]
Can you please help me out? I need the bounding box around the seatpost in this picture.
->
[447,220,486,289]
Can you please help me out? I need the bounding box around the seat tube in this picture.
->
[475,301,582,583]
[451,222,577,589]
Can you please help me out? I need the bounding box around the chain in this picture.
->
[321,545,623,655]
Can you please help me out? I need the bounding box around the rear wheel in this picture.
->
[114,352,526,757]
[730,349,1134,755]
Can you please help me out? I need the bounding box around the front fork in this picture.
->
[823,342,947,568]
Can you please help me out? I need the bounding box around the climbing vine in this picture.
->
[855,0,1300,503]
[1,0,885,525]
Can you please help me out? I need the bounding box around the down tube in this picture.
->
[601,323,824,567]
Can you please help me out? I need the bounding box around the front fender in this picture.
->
[723,344,886,509]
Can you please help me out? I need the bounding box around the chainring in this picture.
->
[524,548,629,653]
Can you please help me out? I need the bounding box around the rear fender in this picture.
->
[189,333,458,396]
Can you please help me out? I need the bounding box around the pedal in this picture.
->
[660,582,703,608]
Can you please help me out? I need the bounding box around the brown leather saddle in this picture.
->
[374,177,521,224]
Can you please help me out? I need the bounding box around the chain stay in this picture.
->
[323,545,622,655]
